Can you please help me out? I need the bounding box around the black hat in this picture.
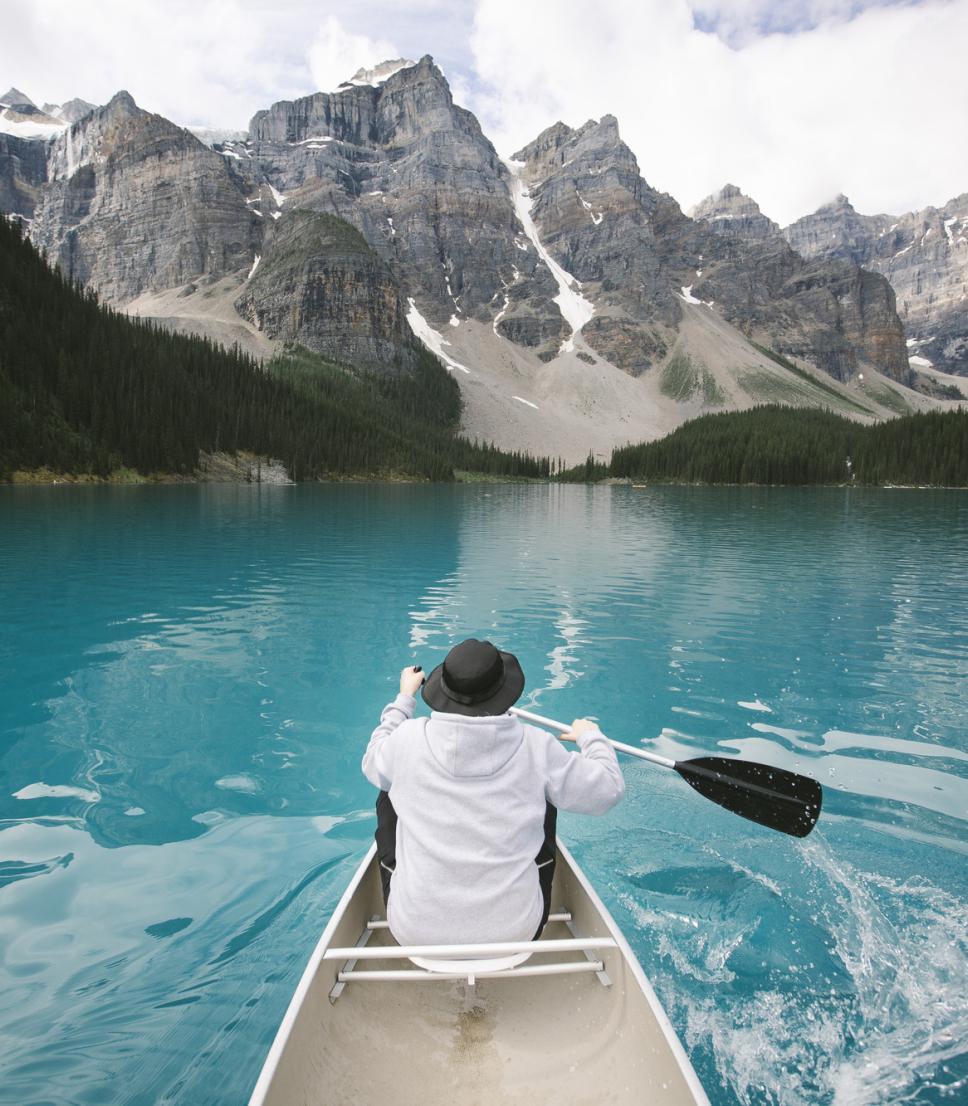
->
[421,638,525,717]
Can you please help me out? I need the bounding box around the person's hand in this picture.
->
[399,665,424,697]
[560,718,597,743]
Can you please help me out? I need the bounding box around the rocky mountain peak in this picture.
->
[103,90,139,118]
[824,193,855,212]
[784,192,882,266]
[514,114,636,186]
[248,53,466,149]
[783,191,968,374]
[0,87,36,109]
[43,98,97,125]
[690,183,780,242]
[513,121,574,162]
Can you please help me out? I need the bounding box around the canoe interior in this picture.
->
[255,842,707,1106]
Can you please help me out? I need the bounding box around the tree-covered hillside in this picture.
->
[563,406,968,486]
[0,216,549,482]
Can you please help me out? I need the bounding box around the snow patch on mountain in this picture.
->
[338,60,416,91]
[406,298,471,374]
[0,108,66,139]
[504,158,594,352]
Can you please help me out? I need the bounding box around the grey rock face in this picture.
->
[512,116,689,372]
[235,210,415,371]
[242,55,563,357]
[515,119,909,382]
[31,91,259,303]
[690,184,780,242]
[42,99,97,125]
[1,88,38,109]
[0,133,47,218]
[784,194,968,375]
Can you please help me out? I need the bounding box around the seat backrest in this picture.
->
[409,950,532,974]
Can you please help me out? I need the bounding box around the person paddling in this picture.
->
[362,638,625,946]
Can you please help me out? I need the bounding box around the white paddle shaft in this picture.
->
[510,706,676,769]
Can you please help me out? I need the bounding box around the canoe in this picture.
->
[249,839,710,1106]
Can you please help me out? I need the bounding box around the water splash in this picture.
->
[643,842,968,1106]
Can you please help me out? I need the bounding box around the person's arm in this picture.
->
[541,718,625,814]
[361,665,424,790]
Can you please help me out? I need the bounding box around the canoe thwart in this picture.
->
[322,936,617,960]
[337,959,607,985]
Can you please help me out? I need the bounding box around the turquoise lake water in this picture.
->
[0,484,966,1106]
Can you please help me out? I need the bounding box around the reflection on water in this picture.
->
[0,485,966,1106]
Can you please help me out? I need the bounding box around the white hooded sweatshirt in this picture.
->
[362,693,625,945]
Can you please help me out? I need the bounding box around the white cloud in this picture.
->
[5,0,312,129]
[466,0,968,224]
[690,0,918,45]
[307,15,400,92]
[2,2,409,130]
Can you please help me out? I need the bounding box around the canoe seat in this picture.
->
[409,951,532,977]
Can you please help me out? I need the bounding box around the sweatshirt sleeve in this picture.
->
[361,693,416,791]
[541,725,625,815]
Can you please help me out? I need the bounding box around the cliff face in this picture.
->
[241,56,563,355]
[30,92,259,303]
[784,194,968,375]
[0,133,47,218]
[517,129,911,382]
[235,210,414,371]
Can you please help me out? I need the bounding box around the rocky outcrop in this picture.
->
[784,193,968,375]
[0,133,47,218]
[42,99,97,125]
[515,120,910,382]
[235,210,414,371]
[30,91,259,303]
[240,55,564,357]
[689,184,780,242]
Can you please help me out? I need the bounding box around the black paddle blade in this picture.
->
[675,757,823,838]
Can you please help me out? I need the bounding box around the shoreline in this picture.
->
[4,471,966,491]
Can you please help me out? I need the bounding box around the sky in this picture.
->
[5,0,967,225]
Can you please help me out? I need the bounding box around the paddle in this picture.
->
[509,706,822,838]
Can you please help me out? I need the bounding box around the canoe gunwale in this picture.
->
[248,838,712,1106]
[247,843,378,1106]
[557,839,712,1106]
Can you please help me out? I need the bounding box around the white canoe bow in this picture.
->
[249,839,710,1105]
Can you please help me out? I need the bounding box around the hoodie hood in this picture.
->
[425,710,525,778]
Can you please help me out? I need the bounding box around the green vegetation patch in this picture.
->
[660,354,725,406]
[660,352,699,400]
[701,368,726,406]
[750,341,874,415]
[864,381,914,416]
[737,368,811,406]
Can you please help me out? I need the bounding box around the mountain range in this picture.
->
[2,62,964,462]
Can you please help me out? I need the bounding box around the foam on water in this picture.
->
[637,841,968,1106]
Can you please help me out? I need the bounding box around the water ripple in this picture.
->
[1,484,965,1106]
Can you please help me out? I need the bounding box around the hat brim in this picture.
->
[421,651,525,717]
